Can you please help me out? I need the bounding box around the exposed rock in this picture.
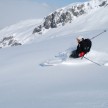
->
[33,0,108,34]
[99,1,107,7]
[32,3,88,34]
[33,25,42,34]
[0,36,22,48]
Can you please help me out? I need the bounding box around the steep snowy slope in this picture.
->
[33,0,108,34]
[0,19,42,48]
[0,0,108,108]
[0,29,108,108]
[0,0,108,48]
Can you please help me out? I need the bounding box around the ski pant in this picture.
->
[69,50,79,58]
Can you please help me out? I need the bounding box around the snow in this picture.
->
[0,19,42,44]
[0,0,108,108]
[104,63,108,66]
[0,29,108,108]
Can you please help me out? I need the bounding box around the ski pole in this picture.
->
[83,56,102,66]
[91,30,107,40]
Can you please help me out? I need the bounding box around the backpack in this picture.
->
[83,39,92,53]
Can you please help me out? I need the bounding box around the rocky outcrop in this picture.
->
[0,36,21,48]
[99,0,107,7]
[33,4,86,34]
[33,0,108,34]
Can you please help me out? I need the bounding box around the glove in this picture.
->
[79,52,85,57]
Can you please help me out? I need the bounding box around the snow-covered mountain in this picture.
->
[0,19,42,48]
[33,0,108,34]
[0,0,108,48]
[0,0,108,108]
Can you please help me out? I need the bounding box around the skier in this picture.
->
[69,36,92,58]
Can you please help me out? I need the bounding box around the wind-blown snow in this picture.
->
[0,0,108,108]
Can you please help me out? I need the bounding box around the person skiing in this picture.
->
[69,36,92,58]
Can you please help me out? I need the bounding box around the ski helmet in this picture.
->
[77,35,84,41]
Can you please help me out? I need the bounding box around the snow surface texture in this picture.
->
[40,49,108,66]
[0,0,108,108]
[1,30,108,108]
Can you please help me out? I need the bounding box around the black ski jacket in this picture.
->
[76,39,92,54]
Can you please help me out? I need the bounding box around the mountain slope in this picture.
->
[33,0,108,34]
[0,0,108,48]
[0,0,108,108]
[0,19,42,48]
[0,29,108,108]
